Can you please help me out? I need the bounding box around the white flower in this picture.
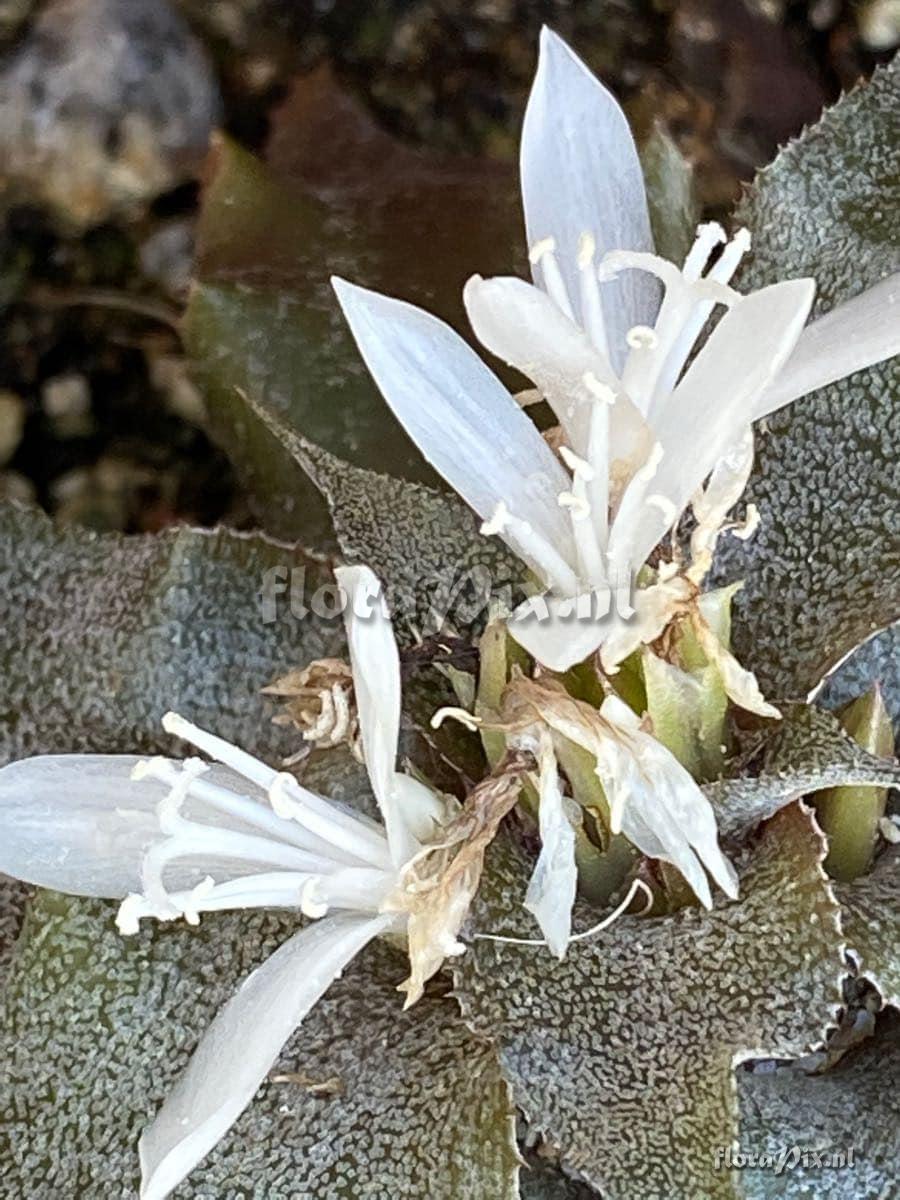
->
[332,26,900,673]
[0,564,448,1200]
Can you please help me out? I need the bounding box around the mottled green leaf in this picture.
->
[838,846,900,1008]
[0,501,340,763]
[738,1009,900,1199]
[454,805,844,1200]
[185,69,523,543]
[246,394,521,642]
[0,891,519,1197]
[709,705,900,839]
[718,59,900,699]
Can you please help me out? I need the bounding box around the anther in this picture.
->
[582,371,616,404]
[626,325,659,351]
[480,501,510,537]
[559,445,595,480]
[647,494,678,525]
[528,236,557,265]
[558,491,591,521]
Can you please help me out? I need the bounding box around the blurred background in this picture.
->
[0,0,895,536]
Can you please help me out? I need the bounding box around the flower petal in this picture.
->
[336,563,444,866]
[331,276,575,571]
[756,271,900,416]
[524,733,577,957]
[463,273,652,470]
[139,912,394,1200]
[521,27,658,371]
[610,279,815,568]
[597,696,738,907]
[0,754,163,897]
[507,591,608,672]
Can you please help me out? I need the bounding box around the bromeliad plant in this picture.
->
[1,26,899,1200]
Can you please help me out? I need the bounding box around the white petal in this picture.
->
[757,272,900,416]
[693,598,781,719]
[507,591,608,672]
[524,734,577,957]
[598,576,693,672]
[610,279,815,568]
[335,563,412,866]
[139,912,394,1200]
[521,27,658,370]
[597,696,738,907]
[332,277,575,566]
[0,754,163,897]
[463,273,652,470]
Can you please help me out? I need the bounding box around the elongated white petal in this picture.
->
[332,277,575,571]
[508,591,608,671]
[463,273,652,471]
[597,696,738,907]
[524,734,577,957]
[0,754,166,897]
[757,272,900,416]
[335,563,413,866]
[139,912,394,1200]
[693,599,780,719]
[521,27,658,371]
[610,279,815,568]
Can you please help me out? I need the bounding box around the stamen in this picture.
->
[529,236,575,320]
[577,232,596,270]
[709,227,751,285]
[582,371,616,405]
[528,236,556,265]
[647,493,678,526]
[480,501,510,537]
[559,445,595,480]
[300,876,328,918]
[558,491,591,521]
[626,325,659,351]
[682,221,726,282]
[577,232,609,356]
[635,441,665,483]
[430,706,482,732]
[266,772,390,868]
[473,878,653,946]
[731,503,760,540]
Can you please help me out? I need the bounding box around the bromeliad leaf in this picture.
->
[717,59,900,701]
[737,1010,900,1200]
[245,393,521,641]
[453,804,844,1200]
[0,892,519,1198]
[0,501,340,762]
[708,705,900,839]
[838,846,900,1008]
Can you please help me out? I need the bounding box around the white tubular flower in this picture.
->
[0,563,447,1200]
[332,27,900,673]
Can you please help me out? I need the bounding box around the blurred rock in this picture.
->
[0,0,33,44]
[0,389,25,463]
[41,371,92,437]
[0,0,222,228]
[857,0,900,49]
[139,218,194,299]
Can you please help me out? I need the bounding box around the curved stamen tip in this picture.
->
[636,442,665,483]
[480,500,510,537]
[300,877,328,919]
[731,227,752,253]
[430,706,482,732]
[582,371,616,405]
[577,231,596,270]
[161,710,189,738]
[528,236,557,265]
[116,894,143,936]
[182,876,216,925]
[268,772,302,821]
[647,493,678,526]
[626,325,659,351]
[558,490,591,521]
[560,445,596,481]
[130,756,168,783]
